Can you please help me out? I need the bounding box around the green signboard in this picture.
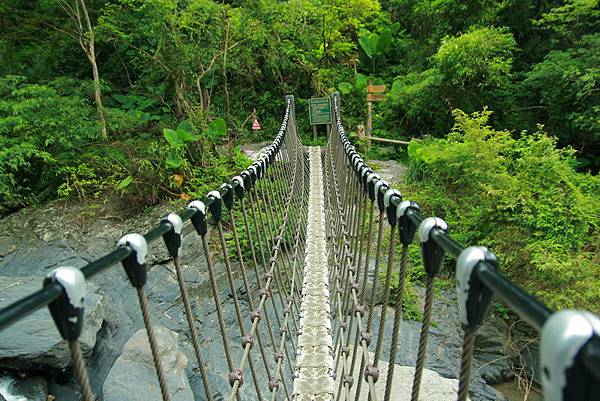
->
[308,97,332,125]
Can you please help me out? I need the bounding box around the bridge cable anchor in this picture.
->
[187,201,208,236]
[419,217,448,278]
[118,233,148,288]
[367,174,380,202]
[207,190,223,223]
[268,378,280,392]
[231,176,245,199]
[383,188,402,226]
[364,364,380,383]
[360,330,372,347]
[374,179,389,212]
[44,266,86,341]
[161,213,183,259]
[228,368,244,387]
[540,310,600,401]
[360,167,372,191]
[220,183,235,209]
[44,266,95,401]
[240,171,253,192]
[241,334,254,350]
[397,200,420,245]
[247,165,258,187]
[456,246,498,327]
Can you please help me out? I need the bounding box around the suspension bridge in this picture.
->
[0,94,598,401]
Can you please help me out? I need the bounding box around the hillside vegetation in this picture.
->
[1,0,598,310]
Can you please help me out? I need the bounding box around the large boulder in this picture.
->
[341,346,470,401]
[372,366,468,401]
[0,276,104,370]
[475,316,514,384]
[102,326,193,401]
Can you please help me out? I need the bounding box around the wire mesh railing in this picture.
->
[326,92,600,401]
[0,95,306,401]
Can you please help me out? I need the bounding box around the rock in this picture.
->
[0,199,251,401]
[0,277,104,370]
[102,326,193,401]
[46,382,79,401]
[342,346,469,401]
[241,142,271,161]
[374,366,468,400]
[0,374,47,401]
[0,240,89,277]
[369,158,406,186]
[370,286,509,401]
[474,316,513,384]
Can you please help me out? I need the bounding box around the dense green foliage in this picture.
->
[0,0,599,310]
[405,110,600,311]
[377,0,600,171]
[0,0,384,210]
[0,76,99,204]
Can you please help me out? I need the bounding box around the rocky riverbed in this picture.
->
[0,152,539,401]
[0,198,273,401]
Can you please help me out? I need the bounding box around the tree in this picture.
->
[387,27,517,137]
[405,109,600,311]
[53,0,107,138]
[99,0,241,117]
[524,34,600,170]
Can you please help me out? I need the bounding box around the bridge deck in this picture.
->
[293,147,335,401]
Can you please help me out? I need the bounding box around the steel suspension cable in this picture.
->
[137,286,172,401]
[172,255,214,401]
[227,136,302,401]
[325,133,378,401]
[68,340,95,401]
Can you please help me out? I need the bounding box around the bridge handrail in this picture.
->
[0,97,292,332]
[330,92,600,401]
[0,95,304,401]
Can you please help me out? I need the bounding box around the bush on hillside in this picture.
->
[0,75,100,205]
[0,76,246,210]
[404,108,600,312]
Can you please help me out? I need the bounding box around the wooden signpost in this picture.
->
[366,83,386,150]
[367,84,386,93]
[367,93,386,102]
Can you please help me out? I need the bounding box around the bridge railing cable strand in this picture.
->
[327,92,600,401]
[0,95,305,401]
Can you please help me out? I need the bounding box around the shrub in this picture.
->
[0,76,99,205]
[404,108,600,311]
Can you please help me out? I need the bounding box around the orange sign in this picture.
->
[367,85,387,93]
[367,93,386,102]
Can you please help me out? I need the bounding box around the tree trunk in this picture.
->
[90,54,107,138]
[222,11,230,119]
[79,0,107,138]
